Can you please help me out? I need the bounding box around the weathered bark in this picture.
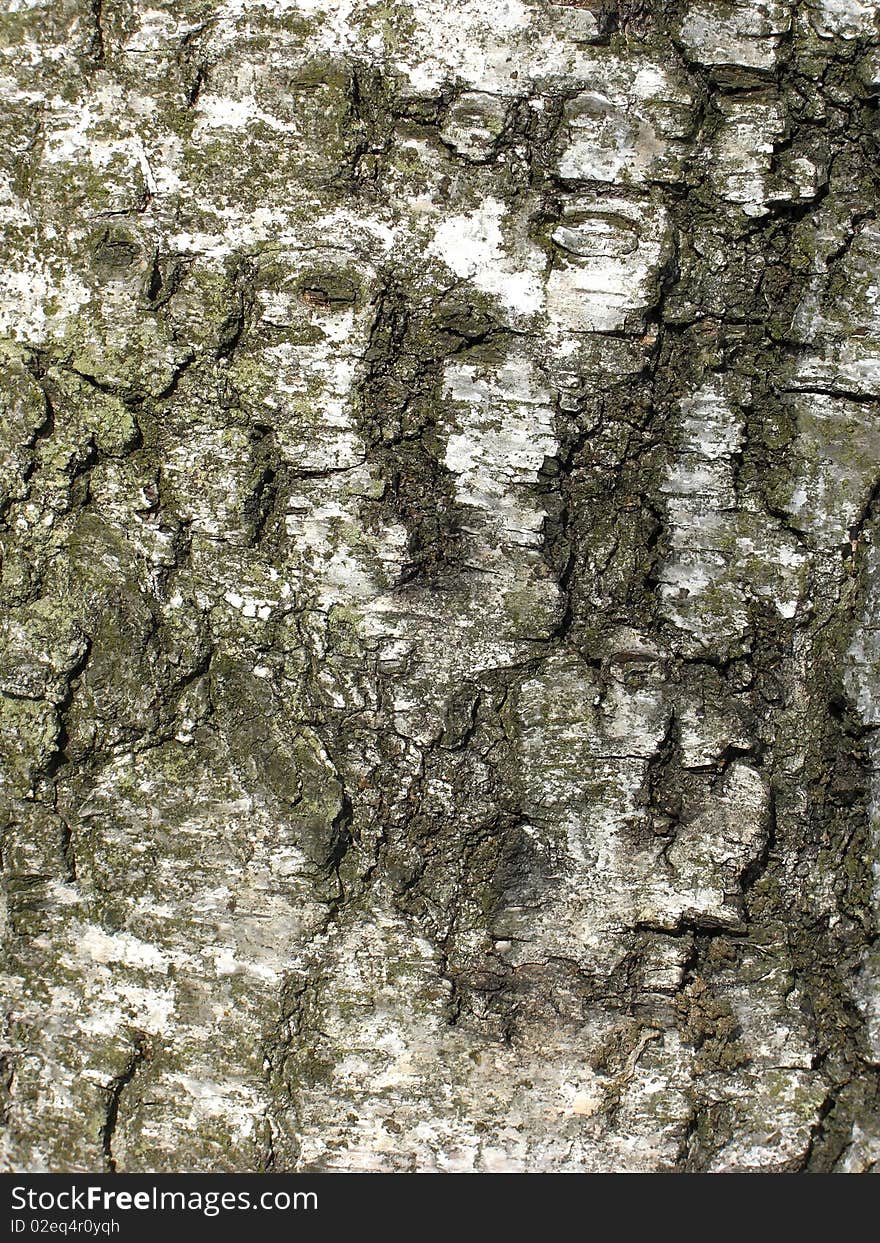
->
[1,0,880,1173]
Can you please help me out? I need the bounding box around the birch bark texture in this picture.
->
[2,0,880,1173]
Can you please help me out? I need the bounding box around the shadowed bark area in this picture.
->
[2,0,880,1172]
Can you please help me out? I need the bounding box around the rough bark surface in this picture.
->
[2,0,880,1173]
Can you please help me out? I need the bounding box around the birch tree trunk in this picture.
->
[2,0,880,1173]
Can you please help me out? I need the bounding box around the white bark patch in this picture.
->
[679,1,791,70]
[659,377,806,655]
[546,195,671,332]
[442,355,556,547]
[429,198,544,315]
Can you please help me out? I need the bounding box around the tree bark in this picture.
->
[1,0,880,1172]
